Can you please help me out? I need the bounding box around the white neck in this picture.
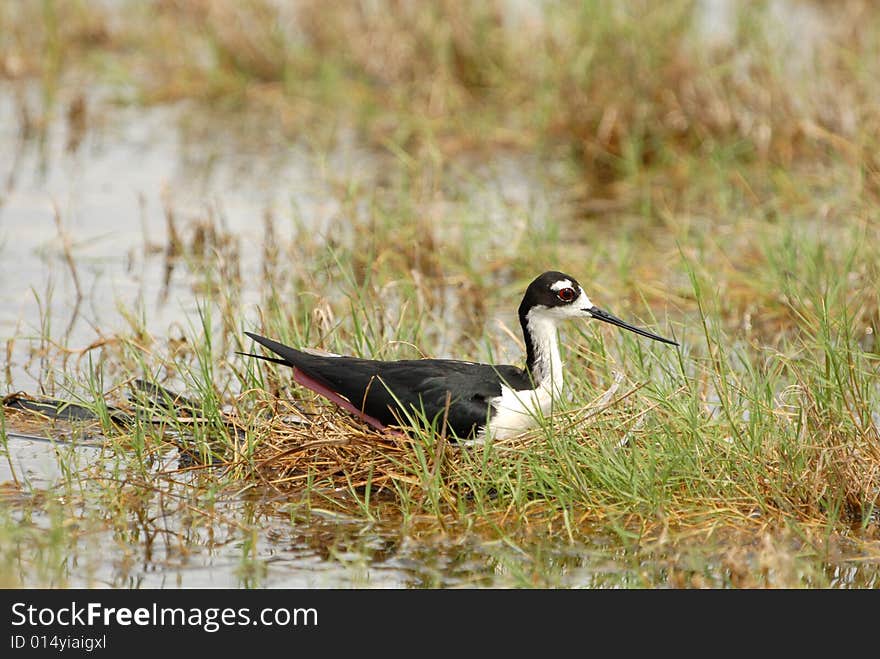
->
[525,312,564,392]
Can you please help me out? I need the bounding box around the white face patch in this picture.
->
[550,279,573,292]
[570,289,593,315]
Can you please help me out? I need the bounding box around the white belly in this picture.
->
[478,384,559,443]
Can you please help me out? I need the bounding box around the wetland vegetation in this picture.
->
[0,0,878,587]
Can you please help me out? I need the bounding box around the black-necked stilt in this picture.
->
[243,271,677,442]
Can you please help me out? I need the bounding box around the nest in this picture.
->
[246,400,439,493]
[2,375,645,503]
[241,373,641,496]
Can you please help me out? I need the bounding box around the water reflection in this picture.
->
[3,428,878,588]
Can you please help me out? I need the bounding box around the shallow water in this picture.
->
[0,80,560,389]
[0,83,344,390]
[0,434,648,588]
[0,81,577,588]
[2,0,879,585]
[3,426,878,589]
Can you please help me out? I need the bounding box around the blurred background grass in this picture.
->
[4,0,880,195]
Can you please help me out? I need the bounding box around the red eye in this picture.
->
[557,287,576,302]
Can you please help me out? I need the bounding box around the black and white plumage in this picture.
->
[243,271,677,442]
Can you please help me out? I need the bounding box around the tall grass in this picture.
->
[2,0,879,586]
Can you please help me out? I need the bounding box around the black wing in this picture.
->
[243,332,532,439]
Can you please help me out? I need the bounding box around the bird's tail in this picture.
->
[239,331,390,432]
[235,351,289,366]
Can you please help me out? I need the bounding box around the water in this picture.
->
[0,434,668,588]
[3,417,877,588]
[0,80,562,389]
[0,81,579,588]
[0,84,347,389]
[2,1,878,585]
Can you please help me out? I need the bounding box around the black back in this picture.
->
[244,332,533,439]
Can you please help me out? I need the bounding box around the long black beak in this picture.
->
[586,306,678,346]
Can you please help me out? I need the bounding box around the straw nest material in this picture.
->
[241,373,642,494]
[245,399,441,493]
[2,375,650,500]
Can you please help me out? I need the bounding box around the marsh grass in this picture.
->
[2,0,880,586]
[4,149,878,585]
